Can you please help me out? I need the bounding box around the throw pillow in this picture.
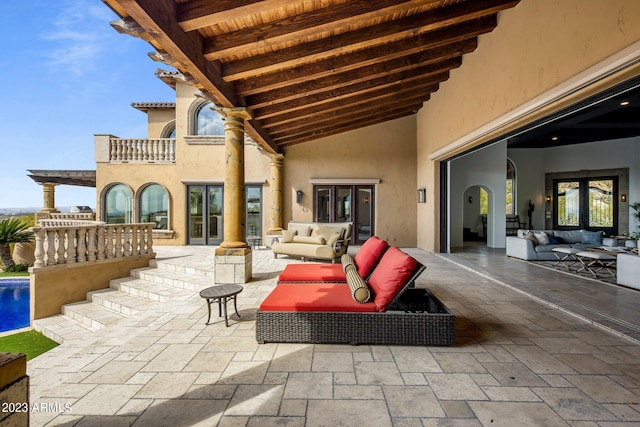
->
[281,229,297,243]
[316,225,345,240]
[288,224,310,237]
[581,229,603,245]
[354,236,389,278]
[548,236,560,245]
[345,264,371,303]
[367,246,417,312]
[293,235,325,244]
[523,231,538,246]
[533,232,550,246]
[341,253,355,273]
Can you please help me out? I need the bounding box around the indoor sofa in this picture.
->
[257,237,455,346]
[506,229,605,261]
[272,221,352,262]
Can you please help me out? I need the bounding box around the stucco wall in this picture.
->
[417,0,640,251]
[283,115,417,247]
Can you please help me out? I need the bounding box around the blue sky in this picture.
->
[0,0,176,209]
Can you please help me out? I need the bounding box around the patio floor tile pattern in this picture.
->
[26,245,640,426]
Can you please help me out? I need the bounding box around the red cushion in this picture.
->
[260,284,376,312]
[354,236,388,278]
[278,264,346,283]
[367,246,417,312]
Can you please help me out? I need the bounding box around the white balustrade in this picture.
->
[109,138,176,163]
[31,223,155,269]
[50,213,95,221]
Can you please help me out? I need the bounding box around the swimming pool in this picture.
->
[0,279,30,333]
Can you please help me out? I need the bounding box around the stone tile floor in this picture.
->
[27,245,640,426]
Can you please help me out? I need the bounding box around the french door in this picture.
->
[188,185,262,245]
[314,185,374,245]
[553,176,618,236]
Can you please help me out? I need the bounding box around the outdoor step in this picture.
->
[33,314,95,344]
[129,266,213,291]
[110,276,196,302]
[62,301,127,330]
[149,258,214,278]
[87,288,155,317]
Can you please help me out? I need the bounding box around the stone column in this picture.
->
[266,154,284,247]
[36,182,59,223]
[214,107,253,283]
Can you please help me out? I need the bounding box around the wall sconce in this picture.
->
[364,197,369,204]
[545,195,551,203]
[417,188,426,204]
[468,196,473,204]
[296,190,303,204]
[621,194,627,202]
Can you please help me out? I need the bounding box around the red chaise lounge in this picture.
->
[256,241,455,346]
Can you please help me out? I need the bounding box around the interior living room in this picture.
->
[452,76,640,251]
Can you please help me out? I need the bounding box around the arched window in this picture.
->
[139,184,169,229]
[161,120,176,138]
[195,102,224,136]
[104,184,132,224]
[506,159,515,215]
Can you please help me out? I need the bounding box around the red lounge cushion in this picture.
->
[367,246,417,312]
[354,236,388,278]
[259,284,376,312]
[278,264,346,283]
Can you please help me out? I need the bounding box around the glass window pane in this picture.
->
[246,186,262,238]
[105,184,132,224]
[336,187,351,222]
[208,187,223,242]
[316,188,331,222]
[196,102,224,136]
[356,188,372,241]
[557,181,580,226]
[140,184,168,229]
[189,187,204,239]
[589,179,613,227]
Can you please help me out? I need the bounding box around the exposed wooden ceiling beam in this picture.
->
[277,110,418,147]
[177,0,294,32]
[221,10,498,79]
[269,100,425,139]
[231,38,477,103]
[201,0,442,60]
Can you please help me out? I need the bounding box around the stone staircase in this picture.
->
[33,258,214,344]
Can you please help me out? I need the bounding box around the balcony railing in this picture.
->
[31,222,155,269]
[109,138,176,163]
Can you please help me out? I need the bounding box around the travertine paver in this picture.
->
[24,245,640,426]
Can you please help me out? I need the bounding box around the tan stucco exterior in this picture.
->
[417,0,640,251]
[94,0,640,253]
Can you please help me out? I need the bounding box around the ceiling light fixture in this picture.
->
[551,136,558,141]
[620,100,630,106]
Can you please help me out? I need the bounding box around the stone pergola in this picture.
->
[27,170,96,218]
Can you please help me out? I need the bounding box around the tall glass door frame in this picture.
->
[314,184,375,245]
[552,176,618,236]
[188,184,263,245]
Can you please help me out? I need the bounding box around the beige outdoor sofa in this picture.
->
[272,221,352,262]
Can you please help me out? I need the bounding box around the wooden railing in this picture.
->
[31,223,155,269]
[109,138,176,163]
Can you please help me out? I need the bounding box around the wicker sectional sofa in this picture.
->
[256,237,455,346]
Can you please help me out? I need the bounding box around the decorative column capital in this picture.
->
[269,153,285,167]
[215,107,252,122]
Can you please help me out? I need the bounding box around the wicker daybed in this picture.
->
[256,238,455,346]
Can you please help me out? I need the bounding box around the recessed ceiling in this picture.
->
[507,76,640,149]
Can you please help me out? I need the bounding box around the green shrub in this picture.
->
[2,263,30,273]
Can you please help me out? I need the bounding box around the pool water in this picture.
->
[0,279,30,333]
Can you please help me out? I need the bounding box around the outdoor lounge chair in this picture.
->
[256,246,455,346]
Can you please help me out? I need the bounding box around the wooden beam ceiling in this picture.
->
[103,0,520,153]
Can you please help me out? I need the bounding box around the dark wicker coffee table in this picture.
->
[199,284,243,326]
